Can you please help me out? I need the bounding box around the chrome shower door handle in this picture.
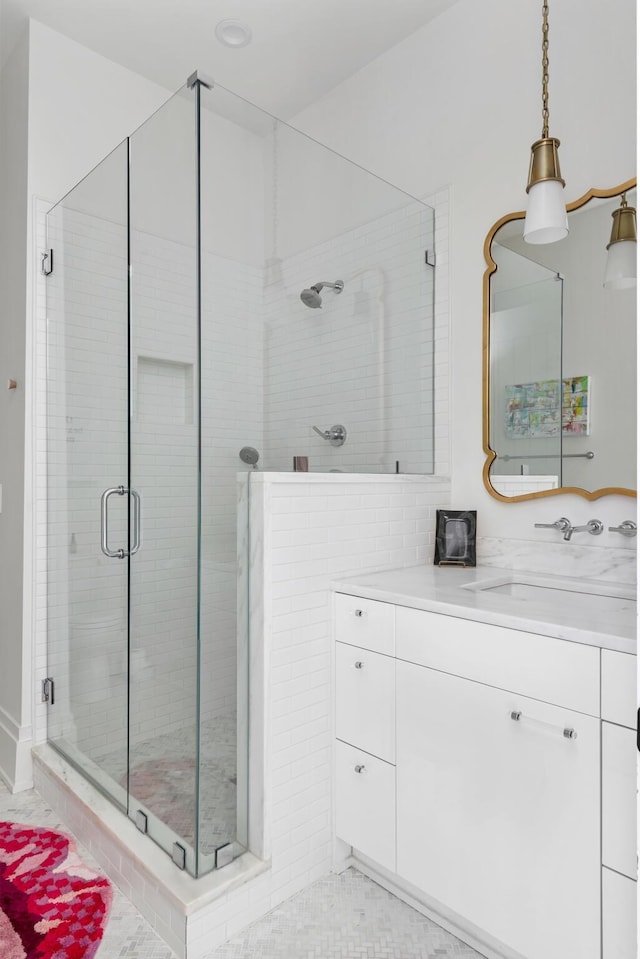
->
[130,488,142,555]
[101,486,127,558]
[101,486,141,558]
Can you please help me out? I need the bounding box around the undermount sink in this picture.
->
[463,575,637,615]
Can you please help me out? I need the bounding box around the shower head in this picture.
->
[300,280,344,309]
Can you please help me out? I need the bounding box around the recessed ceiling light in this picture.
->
[215,19,252,48]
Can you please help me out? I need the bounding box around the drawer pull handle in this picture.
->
[354,661,365,669]
[354,764,365,773]
[354,609,365,617]
[510,710,577,741]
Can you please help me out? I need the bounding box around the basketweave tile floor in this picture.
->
[1,777,485,959]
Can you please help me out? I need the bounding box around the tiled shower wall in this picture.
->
[264,202,435,474]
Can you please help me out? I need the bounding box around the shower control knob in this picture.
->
[354,661,364,669]
[354,764,365,774]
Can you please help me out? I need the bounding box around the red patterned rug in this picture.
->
[0,821,112,959]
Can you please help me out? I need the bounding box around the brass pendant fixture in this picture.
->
[523,1,568,244]
[604,192,637,289]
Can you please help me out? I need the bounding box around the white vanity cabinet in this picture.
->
[332,589,634,959]
[601,649,637,959]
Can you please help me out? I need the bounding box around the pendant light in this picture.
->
[603,193,637,290]
[523,1,568,244]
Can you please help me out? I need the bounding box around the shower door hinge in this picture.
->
[41,677,55,705]
[425,249,436,267]
[172,842,186,870]
[41,249,54,276]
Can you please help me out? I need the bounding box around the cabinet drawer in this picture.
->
[335,739,395,872]
[396,606,600,715]
[335,593,395,655]
[335,641,395,762]
[602,867,637,959]
[601,649,636,727]
[602,721,637,878]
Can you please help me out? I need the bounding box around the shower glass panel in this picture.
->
[128,86,201,871]
[46,141,129,810]
[46,72,434,879]
[490,271,564,487]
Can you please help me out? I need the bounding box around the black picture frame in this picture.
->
[434,509,477,567]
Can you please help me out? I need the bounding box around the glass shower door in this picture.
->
[46,141,130,808]
[127,84,201,872]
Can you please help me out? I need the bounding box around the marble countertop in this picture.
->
[332,565,637,654]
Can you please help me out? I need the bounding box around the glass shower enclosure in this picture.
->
[45,75,435,878]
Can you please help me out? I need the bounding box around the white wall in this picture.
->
[290,0,637,543]
[0,20,173,790]
[0,26,30,789]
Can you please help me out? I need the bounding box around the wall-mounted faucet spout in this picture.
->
[562,519,603,541]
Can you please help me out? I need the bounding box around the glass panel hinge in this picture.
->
[41,250,53,276]
[425,249,436,267]
[172,843,186,870]
[41,677,55,704]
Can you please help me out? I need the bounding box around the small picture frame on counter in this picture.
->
[434,509,477,567]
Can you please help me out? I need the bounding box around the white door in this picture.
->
[396,661,600,959]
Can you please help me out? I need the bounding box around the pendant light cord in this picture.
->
[541,1,550,138]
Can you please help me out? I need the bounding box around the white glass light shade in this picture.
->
[603,240,637,290]
[524,180,569,244]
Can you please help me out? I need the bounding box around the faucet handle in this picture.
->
[534,517,571,531]
[608,520,637,537]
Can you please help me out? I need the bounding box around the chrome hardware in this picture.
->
[312,424,347,447]
[101,486,141,558]
[42,677,55,705]
[135,810,148,833]
[354,661,365,669]
[608,520,637,537]
[215,843,236,869]
[41,249,53,276]
[534,517,571,533]
[563,518,603,542]
[510,709,577,740]
[354,609,364,618]
[501,451,594,461]
[130,488,142,555]
[354,764,365,773]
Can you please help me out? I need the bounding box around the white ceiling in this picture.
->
[0,0,460,119]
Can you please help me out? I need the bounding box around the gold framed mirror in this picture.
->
[483,178,637,502]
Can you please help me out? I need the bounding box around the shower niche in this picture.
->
[45,74,435,878]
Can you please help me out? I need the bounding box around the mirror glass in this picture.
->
[484,181,637,500]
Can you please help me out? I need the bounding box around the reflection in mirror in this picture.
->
[483,181,637,501]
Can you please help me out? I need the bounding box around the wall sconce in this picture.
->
[603,193,637,290]
[523,0,568,245]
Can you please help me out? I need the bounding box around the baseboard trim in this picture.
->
[0,706,34,791]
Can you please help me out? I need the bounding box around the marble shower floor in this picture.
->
[0,777,485,959]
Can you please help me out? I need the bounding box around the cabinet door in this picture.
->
[396,661,600,959]
[335,641,395,763]
[602,867,637,959]
[602,721,637,878]
[335,739,395,872]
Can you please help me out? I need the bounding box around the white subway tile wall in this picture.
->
[263,202,435,474]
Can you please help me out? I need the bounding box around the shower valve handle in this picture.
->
[312,424,347,447]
